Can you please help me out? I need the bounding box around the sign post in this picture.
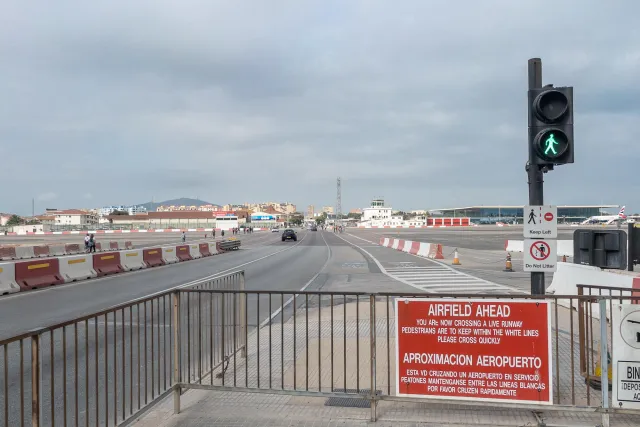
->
[523,204,558,274]
[395,298,552,404]
[612,303,640,409]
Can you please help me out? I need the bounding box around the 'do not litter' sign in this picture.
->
[524,205,558,239]
[523,239,557,272]
[395,298,552,405]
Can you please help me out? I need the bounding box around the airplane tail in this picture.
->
[619,206,626,218]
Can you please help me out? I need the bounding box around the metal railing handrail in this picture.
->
[3,280,639,426]
[1,287,632,351]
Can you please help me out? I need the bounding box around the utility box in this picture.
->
[573,229,627,270]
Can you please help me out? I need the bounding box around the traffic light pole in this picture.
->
[527,58,546,295]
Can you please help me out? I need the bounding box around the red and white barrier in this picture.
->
[505,240,573,257]
[379,238,444,260]
[0,238,241,298]
[59,254,97,282]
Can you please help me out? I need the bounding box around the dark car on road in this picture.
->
[310,225,317,231]
[282,229,297,242]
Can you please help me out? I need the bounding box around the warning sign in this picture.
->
[523,239,557,272]
[395,298,552,404]
[612,304,640,408]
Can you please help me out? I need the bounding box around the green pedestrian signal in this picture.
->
[528,86,574,165]
[544,133,558,155]
[534,129,568,160]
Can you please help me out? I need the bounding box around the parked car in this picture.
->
[282,229,297,242]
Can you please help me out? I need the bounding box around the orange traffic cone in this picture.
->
[452,249,461,265]
[504,253,514,272]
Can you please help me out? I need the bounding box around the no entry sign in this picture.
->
[395,298,552,404]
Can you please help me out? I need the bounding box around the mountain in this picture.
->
[139,198,220,212]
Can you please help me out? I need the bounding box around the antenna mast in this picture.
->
[336,177,342,229]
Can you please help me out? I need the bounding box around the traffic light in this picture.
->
[528,86,574,166]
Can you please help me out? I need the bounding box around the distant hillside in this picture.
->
[139,198,220,212]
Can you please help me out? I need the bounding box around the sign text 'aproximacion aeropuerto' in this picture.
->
[395,299,552,404]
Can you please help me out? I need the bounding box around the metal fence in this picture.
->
[3,281,640,426]
[0,271,245,427]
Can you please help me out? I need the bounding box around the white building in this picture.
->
[361,199,392,223]
[99,205,147,217]
[49,210,99,226]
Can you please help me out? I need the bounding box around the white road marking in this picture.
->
[336,233,524,295]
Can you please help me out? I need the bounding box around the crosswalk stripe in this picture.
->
[382,257,522,294]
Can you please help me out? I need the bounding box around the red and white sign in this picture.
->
[395,298,552,404]
[544,212,554,222]
[529,241,551,261]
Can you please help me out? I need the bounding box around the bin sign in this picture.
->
[395,298,552,404]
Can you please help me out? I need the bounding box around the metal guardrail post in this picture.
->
[172,292,181,414]
[31,335,40,427]
[599,299,610,427]
[369,295,377,422]
[240,272,247,358]
[577,286,586,374]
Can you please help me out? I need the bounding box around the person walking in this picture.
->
[89,234,96,253]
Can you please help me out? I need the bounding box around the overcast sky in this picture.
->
[2,0,639,215]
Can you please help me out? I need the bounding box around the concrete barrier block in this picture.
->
[0,262,20,295]
[59,254,97,282]
[161,247,179,264]
[15,246,35,259]
[121,250,147,271]
[188,244,202,259]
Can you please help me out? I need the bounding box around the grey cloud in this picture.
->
[1,0,640,214]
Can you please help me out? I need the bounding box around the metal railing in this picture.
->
[576,284,640,394]
[4,282,640,426]
[0,271,245,427]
